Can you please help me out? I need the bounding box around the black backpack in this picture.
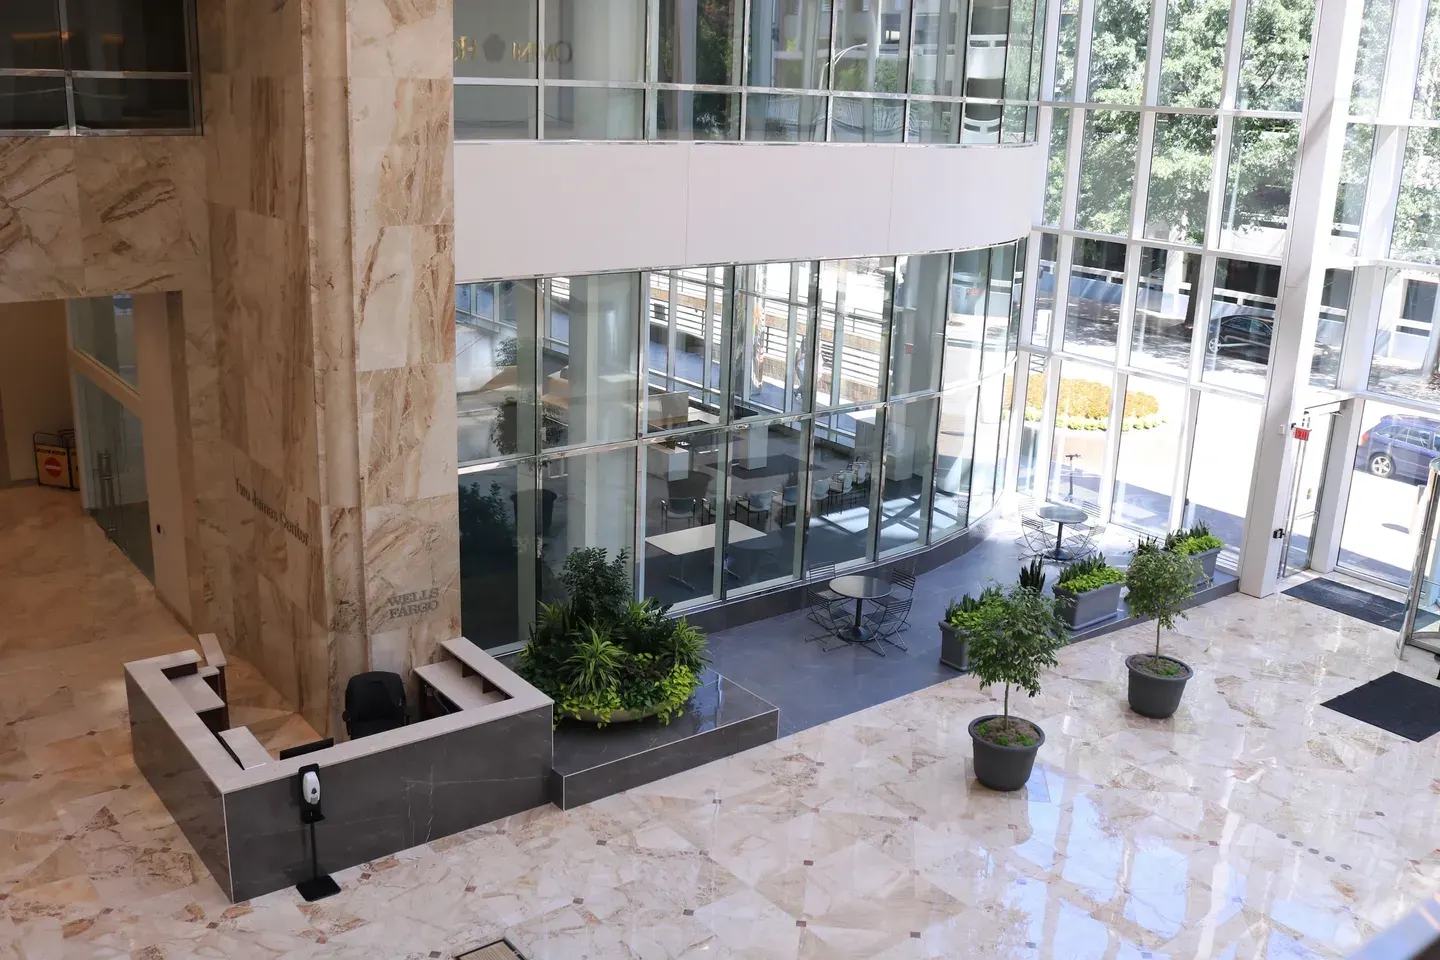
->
[342,672,407,739]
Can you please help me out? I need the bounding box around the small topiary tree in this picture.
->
[967,584,1068,744]
[1124,546,1197,671]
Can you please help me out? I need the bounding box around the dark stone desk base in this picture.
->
[549,670,779,810]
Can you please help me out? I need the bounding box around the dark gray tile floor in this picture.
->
[705,516,1182,738]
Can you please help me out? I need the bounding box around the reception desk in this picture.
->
[127,637,552,902]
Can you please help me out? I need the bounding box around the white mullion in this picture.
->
[1061,108,1086,229]
[1189,254,1218,383]
[1039,0,1065,99]
[1220,0,1248,110]
[1380,0,1428,123]
[1038,353,1063,497]
[1073,0,1096,103]
[1361,124,1407,260]
[1132,111,1158,239]
[1169,387,1201,530]
[1142,0,1167,106]
[1204,113,1234,251]
[1115,242,1142,367]
[1098,368,1126,520]
[1337,263,1384,393]
[1018,232,1043,344]
[1052,232,1077,351]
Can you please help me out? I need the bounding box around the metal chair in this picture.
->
[864,598,912,652]
[804,563,849,630]
[734,489,776,530]
[779,485,800,526]
[866,566,917,633]
[1063,506,1105,559]
[1018,515,1058,560]
[660,497,697,531]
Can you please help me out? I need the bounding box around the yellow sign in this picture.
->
[34,443,71,489]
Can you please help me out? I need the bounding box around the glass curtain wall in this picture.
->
[1016,0,1317,560]
[457,241,1023,649]
[453,0,1044,141]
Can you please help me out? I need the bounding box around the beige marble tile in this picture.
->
[0,139,82,303]
[360,491,460,647]
[74,137,204,274]
[357,362,458,504]
[347,0,454,80]
[355,223,455,371]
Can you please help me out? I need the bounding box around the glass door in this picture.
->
[74,374,153,581]
[1279,404,1338,579]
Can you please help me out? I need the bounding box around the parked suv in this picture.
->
[1355,414,1440,485]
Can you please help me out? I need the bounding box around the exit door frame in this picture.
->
[1279,401,1343,579]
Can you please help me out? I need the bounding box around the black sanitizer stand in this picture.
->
[295,763,340,901]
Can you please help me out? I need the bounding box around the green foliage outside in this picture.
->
[1025,374,1163,430]
[967,584,1068,744]
[1124,546,1197,668]
[518,548,707,725]
[1055,553,1124,594]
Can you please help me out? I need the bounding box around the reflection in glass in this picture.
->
[1417,0,1440,120]
[1157,0,1227,108]
[1043,107,1070,226]
[1145,113,1215,246]
[543,86,644,139]
[832,97,906,141]
[1184,392,1261,554]
[832,0,912,93]
[459,464,526,648]
[880,398,938,555]
[455,0,537,79]
[982,244,1016,376]
[648,268,726,432]
[961,99,1003,144]
[1311,269,1350,389]
[732,262,815,419]
[1008,236,1027,361]
[747,0,831,89]
[539,445,637,606]
[458,280,537,463]
[806,409,883,570]
[1367,269,1440,403]
[1047,361,1111,512]
[1017,355,1047,493]
[1339,399,1437,584]
[656,90,741,139]
[1391,127,1440,264]
[931,386,978,540]
[1087,0,1150,104]
[66,0,189,72]
[1052,0,1081,100]
[891,254,948,397]
[1032,233,1059,347]
[911,0,969,96]
[907,100,961,142]
[69,296,138,388]
[1076,110,1140,235]
[745,93,827,141]
[1004,0,1042,101]
[996,368,1015,494]
[1351,0,1394,117]
[817,258,893,408]
[455,85,537,139]
[1112,377,1186,535]
[641,428,724,606]
[946,249,989,386]
[545,0,645,81]
[726,419,809,589]
[1204,258,1279,394]
[0,6,63,69]
[1332,123,1374,256]
[1062,238,1126,363]
[73,78,191,130]
[0,77,68,131]
[75,375,152,582]
[658,0,743,85]
[968,372,1006,519]
[1236,0,1314,112]
[543,273,641,448]
[1131,248,1199,378]
[1219,118,1299,256]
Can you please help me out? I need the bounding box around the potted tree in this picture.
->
[940,586,1001,673]
[967,583,1068,791]
[1122,546,1197,719]
[1164,522,1223,583]
[1052,554,1125,629]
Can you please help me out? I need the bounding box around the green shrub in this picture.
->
[1024,373,1163,430]
[1018,558,1048,592]
[1124,547,1197,664]
[968,584,1068,740]
[946,586,1004,632]
[518,548,707,725]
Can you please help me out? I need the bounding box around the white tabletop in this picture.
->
[218,726,272,769]
[645,521,766,556]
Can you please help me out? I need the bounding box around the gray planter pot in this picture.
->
[1187,546,1221,585]
[968,715,1044,791]
[1126,654,1193,719]
[939,621,970,672]
[1053,580,1123,630]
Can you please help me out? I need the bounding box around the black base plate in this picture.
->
[296,874,340,902]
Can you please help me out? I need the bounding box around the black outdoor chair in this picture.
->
[343,671,407,739]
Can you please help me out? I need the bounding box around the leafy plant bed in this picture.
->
[1129,654,1191,679]
[972,716,1041,747]
[518,548,708,726]
[1053,554,1124,629]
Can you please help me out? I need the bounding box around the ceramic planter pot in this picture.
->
[1126,654,1193,719]
[1187,546,1221,585]
[1053,581,1123,630]
[968,715,1044,791]
[939,621,970,672]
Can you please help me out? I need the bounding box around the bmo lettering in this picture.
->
[388,587,440,619]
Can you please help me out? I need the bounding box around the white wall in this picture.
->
[0,300,72,483]
[454,141,1045,281]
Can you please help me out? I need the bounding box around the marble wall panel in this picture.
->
[0,140,82,302]
[348,0,454,80]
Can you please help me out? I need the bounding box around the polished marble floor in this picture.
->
[2,485,1439,958]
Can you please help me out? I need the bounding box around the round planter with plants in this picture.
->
[940,586,1001,673]
[1122,545,1198,719]
[517,548,708,726]
[967,582,1067,792]
[1053,553,1125,630]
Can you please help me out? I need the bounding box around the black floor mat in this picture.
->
[1322,671,1440,741]
[1281,577,1438,631]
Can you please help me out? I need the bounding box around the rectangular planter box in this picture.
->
[1187,546,1221,585]
[939,621,970,672]
[1054,580,1124,631]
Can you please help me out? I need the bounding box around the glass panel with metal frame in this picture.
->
[648,267,727,433]
[805,406,884,570]
[1391,127,1440,265]
[946,248,989,385]
[1111,376,1186,536]
[1086,0,1149,105]
[1047,359,1111,513]
[981,242,1015,375]
[1310,268,1349,390]
[1203,257,1278,395]
[1156,0,1227,108]
[968,370,1006,518]
[879,396,938,556]
[1031,232,1059,347]
[538,444,638,605]
[747,0,833,90]
[1351,0,1393,117]
[832,95,906,140]
[1366,268,1440,404]
[832,0,912,94]
[458,279,539,464]
[1075,109,1140,236]
[817,257,893,409]
[1130,247,1200,379]
[541,272,642,449]
[1042,107,1069,226]
[890,252,948,398]
[931,384,978,539]
[1331,123,1373,258]
[732,260,816,419]
[1062,237,1125,364]
[1145,113,1216,247]
[641,427,725,607]
[1051,0,1081,101]
[910,0,969,98]
[1183,391,1261,557]
[1016,354,1046,493]
[1218,118,1300,257]
[69,295,139,388]
[459,461,530,649]
[725,417,809,590]
[658,0,745,86]
[1235,0,1314,113]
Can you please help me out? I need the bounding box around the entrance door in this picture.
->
[1280,406,1338,578]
